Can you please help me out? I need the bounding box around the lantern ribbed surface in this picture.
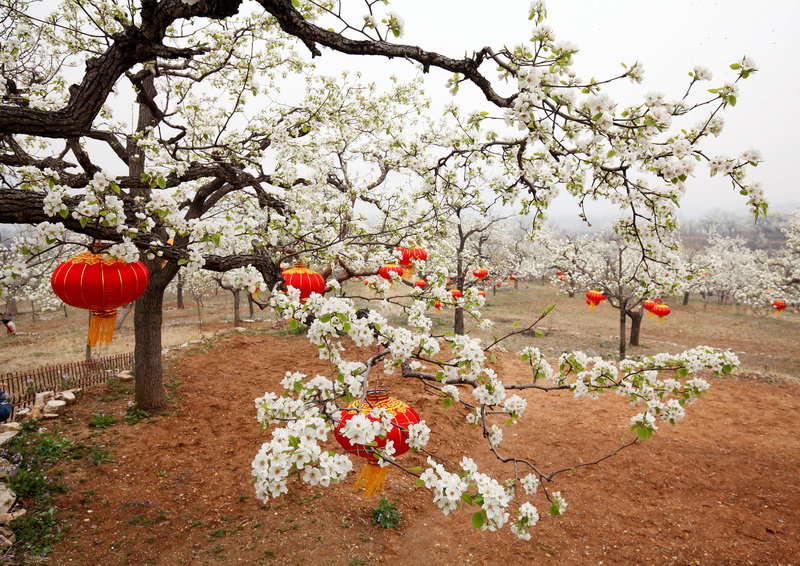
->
[50,251,149,346]
[282,263,325,302]
[334,389,420,497]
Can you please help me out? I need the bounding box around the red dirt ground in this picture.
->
[41,328,799,566]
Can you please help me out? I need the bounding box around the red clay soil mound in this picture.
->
[48,331,800,565]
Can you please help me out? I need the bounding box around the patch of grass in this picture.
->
[86,446,113,465]
[123,404,150,425]
[371,497,401,529]
[4,420,76,558]
[102,377,132,401]
[127,514,157,527]
[89,412,117,428]
[208,528,229,540]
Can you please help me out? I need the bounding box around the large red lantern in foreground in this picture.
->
[650,302,671,321]
[585,289,606,310]
[282,263,326,303]
[334,390,420,497]
[51,250,149,347]
[772,300,787,313]
[472,268,489,280]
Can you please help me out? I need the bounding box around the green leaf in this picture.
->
[540,304,555,317]
[415,479,425,487]
[59,208,69,218]
[79,217,88,228]
[722,364,733,374]
[471,510,487,529]
[489,353,497,363]
[549,503,561,516]
[636,427,653,441]
[288,436,300,449]
[676,368,689,378]
[156,176,166,189]
[533,329,545,338]
[512,320,519,327]
[461,493,473,504]
[288,319,299,331]
[441,398,452,408]
[177,259,188,265]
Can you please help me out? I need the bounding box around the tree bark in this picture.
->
[247,292,255,319]
[682,291,690,306]
[627,308,644,346]
[176,272,186,309]
[133,260,171,411]
[618,297,628,360]
[233,289,241,327]
[4,297,18,316]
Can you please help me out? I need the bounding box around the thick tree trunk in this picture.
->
[682,291,690,306]
[628,308,644,346]
[133,268,168,411]
[568,290,575,298]
[618,298,628,360]
[233,289,241,327]
[454,306,465,336]
[176,273,186,309]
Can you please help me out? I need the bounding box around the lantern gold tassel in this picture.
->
[88,309,118,347]
[353,462,388,498]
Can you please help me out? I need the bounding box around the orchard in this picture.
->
[0,0,798,563]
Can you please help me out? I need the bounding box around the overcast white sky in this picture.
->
[319,0,799,224]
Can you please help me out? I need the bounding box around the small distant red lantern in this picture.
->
[449,288,463,299]
[650,303,671,322]
[477,290,486,297]
[508,275,517,281]
[282,263,326,303]
[414,279,427,289]
[472,268,489,280]
[379,264,404,282]
[772,300,787,313]
[585,289,606,310]
[333,389,420,497]
[643,299,656,311]
[51,248,149,347]
[433,301,442,311]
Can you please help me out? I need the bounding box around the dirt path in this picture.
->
[47,331,799,565]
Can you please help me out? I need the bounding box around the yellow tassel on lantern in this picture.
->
[352,462,389,497]
[88,309,118,347]
[401,265,415,280]
[588,302,596,310]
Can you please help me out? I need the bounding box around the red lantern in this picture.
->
[472,268,489,280]
[772,300,787,313]
[282,263,325,303]
[414,279,427,289]
[396,247,414,266]
[410,247,428,261]
[650,303,671,321]
[643,299,656,312]
[507,275,516,281]
[378,264,404,282]
[477,290,486,297]
[449,288,463,299]
[433,301,442,311]
[585,289,606,310]
[51,250,149,347]
[333,389,420,497]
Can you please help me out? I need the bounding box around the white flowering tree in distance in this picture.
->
[0,0,765,537]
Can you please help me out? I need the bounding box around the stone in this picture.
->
[25,407,43,420]
[0,526,16,547]
[0,431,18,446]
[116,370,134,382]
[57,390,76,403]
[14,407,30,417]
[33,391,55,408]
[234,326,247,332]
[0,486,15,514]
[0,422,20,432]
[44,399,67,414]
[42,413,60,420]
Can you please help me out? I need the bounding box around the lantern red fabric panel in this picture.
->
[378,264,403,280]
[333,390,420,465]
[472,268,489,280]
[282,263,325,301]
[51,252,149,311]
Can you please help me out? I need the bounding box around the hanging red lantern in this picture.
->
[772,300,787,313]
[410,247,428,261]
[396,247,413,266]
[449,288,463,299]
[414,279,427,289]
[334,389,421,497]
[379,264,404,282]
[51,248,149,347]
[282,263,326,303]
[433,301,442,311]
[585,289,606,310]
[396,247,427,279]
[508,275,516,281]
[477,290,486,297]
[650,303,671,321]
[472,268,489,280]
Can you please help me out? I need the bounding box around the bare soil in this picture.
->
[3,285,799,565]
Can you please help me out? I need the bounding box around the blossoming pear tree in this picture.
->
[0,0,767,537]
